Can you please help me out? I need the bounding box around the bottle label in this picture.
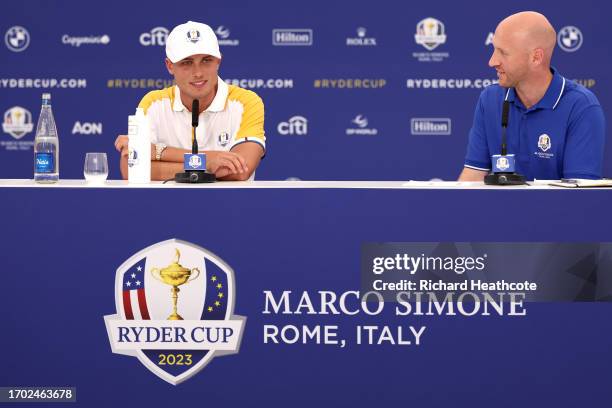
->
[128,148,138,168]
[35,153,54,173]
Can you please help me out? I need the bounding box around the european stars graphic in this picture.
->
[206,275,225,313]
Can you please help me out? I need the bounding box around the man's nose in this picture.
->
[488,51,499,68]
[192,64,205,78]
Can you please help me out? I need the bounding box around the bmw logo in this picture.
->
[557,26,583,52]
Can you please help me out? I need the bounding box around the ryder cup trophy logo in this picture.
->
[496,156,510,171]
[104,239,246,385]
[538,134,551,152]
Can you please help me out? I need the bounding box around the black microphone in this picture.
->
[501,100,509,156]
[191,99,199,154]
[173,98,215,183]
[484,94,525,185]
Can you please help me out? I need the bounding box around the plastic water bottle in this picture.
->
[127,108,151,183]
[33,93,59,183]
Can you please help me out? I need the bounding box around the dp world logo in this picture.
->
[352,114,368,128]
[5,26,30,52]
[215,26,239,46]
[215,26,230,39]
[104,239,245,385]
[557,26,583,52]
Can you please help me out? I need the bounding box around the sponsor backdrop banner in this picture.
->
[1,0,610,181]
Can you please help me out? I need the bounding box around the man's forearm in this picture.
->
[151,161,183,181]
[120,155,128,180]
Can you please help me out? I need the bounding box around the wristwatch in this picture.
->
[155,143,167,161]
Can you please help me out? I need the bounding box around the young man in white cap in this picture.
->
[115,21,265,181]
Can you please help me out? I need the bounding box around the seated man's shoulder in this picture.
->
[138,86,175,113]
[480,82,506,101]
[563,79,601,108]
[227,85,263,107]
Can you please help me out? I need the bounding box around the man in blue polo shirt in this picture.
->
[459,11,606,181]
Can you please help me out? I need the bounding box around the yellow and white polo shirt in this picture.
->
[138,77,266,156]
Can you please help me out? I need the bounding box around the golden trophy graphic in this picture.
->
[151,249,200,320]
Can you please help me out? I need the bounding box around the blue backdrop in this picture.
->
[1,0,609,180]
[1,186,612,406]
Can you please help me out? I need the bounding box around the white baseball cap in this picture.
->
[165,21,221,63]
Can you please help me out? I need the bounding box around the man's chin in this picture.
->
[498,79,513,88]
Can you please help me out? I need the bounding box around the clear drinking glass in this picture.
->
[83,152,108,183]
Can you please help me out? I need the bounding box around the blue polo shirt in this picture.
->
[464,68,606,180]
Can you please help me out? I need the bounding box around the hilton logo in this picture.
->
[272,29,313,46]
[411,118,451,135]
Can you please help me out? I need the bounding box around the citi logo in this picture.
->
[411,118,451,135]
[72,121,102,135]
[273,29,313,46]
[277,116,308,135]
[140,27,169,46]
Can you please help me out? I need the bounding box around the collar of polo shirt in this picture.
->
[172,76,228,113]
[504,67,566,111]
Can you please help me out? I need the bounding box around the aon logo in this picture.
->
[72,121,102,135]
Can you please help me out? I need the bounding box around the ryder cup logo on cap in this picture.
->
[187,29,200,43]
[166,21,221,63]
[104,239,245,385]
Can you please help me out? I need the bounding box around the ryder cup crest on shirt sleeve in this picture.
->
[165,21,221,63]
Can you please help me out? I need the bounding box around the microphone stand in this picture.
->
[174,99,216,183]
[484,99,526,185]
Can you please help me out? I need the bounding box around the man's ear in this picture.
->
[531,48,544,66]
[165,58,174,75]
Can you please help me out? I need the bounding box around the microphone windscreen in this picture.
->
[192,99,199,127]
[501,100,510,128]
